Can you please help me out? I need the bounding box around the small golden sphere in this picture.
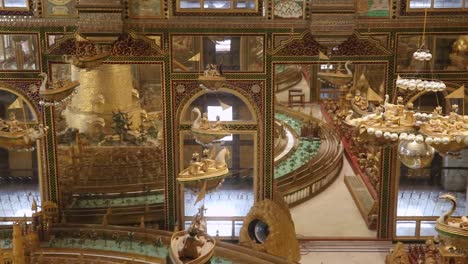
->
[398,140,435,169]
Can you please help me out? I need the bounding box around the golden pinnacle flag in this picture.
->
[219,99,231,111]
[318,50,330,60]
[194,180,207,205]
[367,87,383,102]
[31,198,37,212]
[188,53,201,62]
[445,85,465,99]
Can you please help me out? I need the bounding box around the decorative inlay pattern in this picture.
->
[47,33,163,57]
[273,31,327,56]
[331,34,391,56]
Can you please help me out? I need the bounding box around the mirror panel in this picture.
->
[53,63,165,226]
[0,34,38,71]
[0,87,40,220]
[171,35,264,72]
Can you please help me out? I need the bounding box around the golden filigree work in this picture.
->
[239,199,300,263]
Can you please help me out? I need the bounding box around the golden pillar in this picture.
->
[12,223,25,264]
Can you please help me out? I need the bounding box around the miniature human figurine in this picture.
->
[201,148,214,172]
[200,112,210,129]
[433,106,443,117]
[395,96,405,116]
[189,152,203,175]
[7,112,22,132]
[204,64,220,77]
[211,115,222,130]
[354,90,367,110]
[0,118,8,131]
[202,148,209,159]
[179,226,206,259]
[449,104,462,123]
[191,152,200,163]
[386,242,410,264]
[403,103,415,123]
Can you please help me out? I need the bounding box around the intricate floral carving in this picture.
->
[48,37,97,57]
[47,33,162,57]
[331,34,391,56]
[111,33,163,56]
[273,31,327,56]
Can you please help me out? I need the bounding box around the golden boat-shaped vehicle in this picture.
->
[317,62,353,86]
[39,81,80,102]
[318,72,353,86]
[0,130,35,149]
[419,123,468,154]
[169,230,216,264]
[65,51,111,69]
[191,129,229,145]
[178,166,229,183]
[198,75,226,90]
[350,99,368,117]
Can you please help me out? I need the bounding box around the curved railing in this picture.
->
[274,65,303,93]
[274,106,344,207]
[35,224,291,264]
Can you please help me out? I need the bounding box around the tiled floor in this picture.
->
[291,156,377,238]
[299,241,391,264]
[397,188,466,217]
[0,183,40,218]
[184,176,254,217]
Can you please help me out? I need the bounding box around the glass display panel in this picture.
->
[0,88,40,218]
[3,0,27,8]
[204,0,231,9]
[0,34,38,71]
[128,0,162,17]
[54,63,165,225]
[179,0,201,8]
[172,35,264,72]
[420,221,438,236]
[178,0,256,10]
[409,0,431,8]
[408,0,467,9]
[47,34,64,47]
[434,0,463,8]
[397,34,468,72]
[396,221,416,236]
[273,63,386,238]
[235,0,255,9]
[180,90,255,238]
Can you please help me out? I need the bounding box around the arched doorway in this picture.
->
[0,85,43,219]
[177,89,258,238]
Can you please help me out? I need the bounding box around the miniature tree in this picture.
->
[111,110,132,142]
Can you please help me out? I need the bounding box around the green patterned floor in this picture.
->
[48,237,235,263]
[275,113,302,135]
[274,112,321,179]
[72,193,165,209]
[47,237,168,259]
[274,139,321,179]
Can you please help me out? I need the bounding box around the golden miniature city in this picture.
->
[0,1,467,264]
